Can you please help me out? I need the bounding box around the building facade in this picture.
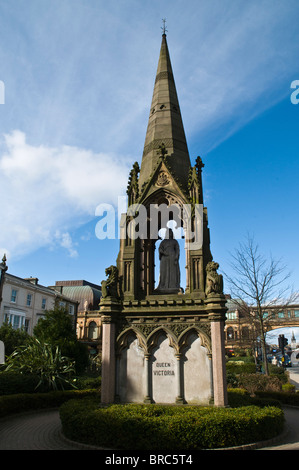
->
[224,297,299,354]
[52,280,102,355]
[0,258,78,335]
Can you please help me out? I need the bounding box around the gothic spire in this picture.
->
[138,31,191,192]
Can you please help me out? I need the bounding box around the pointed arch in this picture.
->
[116,327,147,354]
[178,326,212,355]
[115,327,147,403]
[178,326,213,404]
[147,326,179,354]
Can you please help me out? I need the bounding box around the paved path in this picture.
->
[260,407,299,450]
[288,366,299,390]
[1,406,299,450]
[0,409,97,450]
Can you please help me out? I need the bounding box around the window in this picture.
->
[36,313,46,323]
[294,310,299,318]
[263,311,268,319]
[88,321,98,340]
[11,289,17,303]
[4,310,25,330]
[68,304,74,315]
[41,298,46,309]
[12,315,20,329]
[227,311,237,320]
[226,327,235,340]
[278,311,285,319]
[27,294,32,306]
[24,319,30,333]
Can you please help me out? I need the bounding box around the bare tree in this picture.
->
[224,235,297,375]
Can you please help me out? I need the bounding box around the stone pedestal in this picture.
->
[206,294,228,407]
[211,319,228,406]
[101,316,116,404]
[100,297,121,404]
[143,353,152,403]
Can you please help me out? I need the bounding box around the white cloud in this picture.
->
[54,231,78,258]
[3,1,299,158]
[0,130,131,259]
[1,0,299,266]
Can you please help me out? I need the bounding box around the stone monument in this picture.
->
[100,30,227,406]
[156,228,180,293]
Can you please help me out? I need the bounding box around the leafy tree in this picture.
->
[0,321,30,357]
[33,305,76,344]
[33,306,89,374]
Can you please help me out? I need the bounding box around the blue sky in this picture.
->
[0,0,299,313]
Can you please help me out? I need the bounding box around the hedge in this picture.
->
[226,362,257,374]
[59,399,284,450]
[0,389,99,419]
[0,371,45,395]
[0,371,101,395]
[227,388,282,409]
[256,391,299,407]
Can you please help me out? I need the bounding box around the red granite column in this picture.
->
[211,319,228,407]
[101,316,116,404]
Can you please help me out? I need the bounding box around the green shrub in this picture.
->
[4,338,76,391]
[227,388,282,409]
[269,365,288,384]
[33,306,89,374]
[227,388,251,407]
[227,356,255,363]
[0,369,102,395]
[226,362,257,374]
[282,383,296,393]
[0,321,30,357]
[60,400,284,450]
[0,389,99,419]
[72,375,101,390]
[256,391,299,406]
[237,373,282,395]
[0,371,41,395]
[226,372,239,388]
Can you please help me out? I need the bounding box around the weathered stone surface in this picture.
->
[182,332,212,404]
[101,32,227,407]
[151,334,177,403]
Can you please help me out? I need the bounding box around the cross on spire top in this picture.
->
[161,18,167,35]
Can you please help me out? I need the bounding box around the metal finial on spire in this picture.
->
[161,18,167,35]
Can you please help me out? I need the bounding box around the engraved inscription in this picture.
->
[153,362,175,376]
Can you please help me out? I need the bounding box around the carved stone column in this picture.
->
[101,315,116,404]
[144,353,152,403]
[205,292,228,407]
[175,353,184,403]
[210,317,228,407]
[114,353,121,402]
[208,353,213,400]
